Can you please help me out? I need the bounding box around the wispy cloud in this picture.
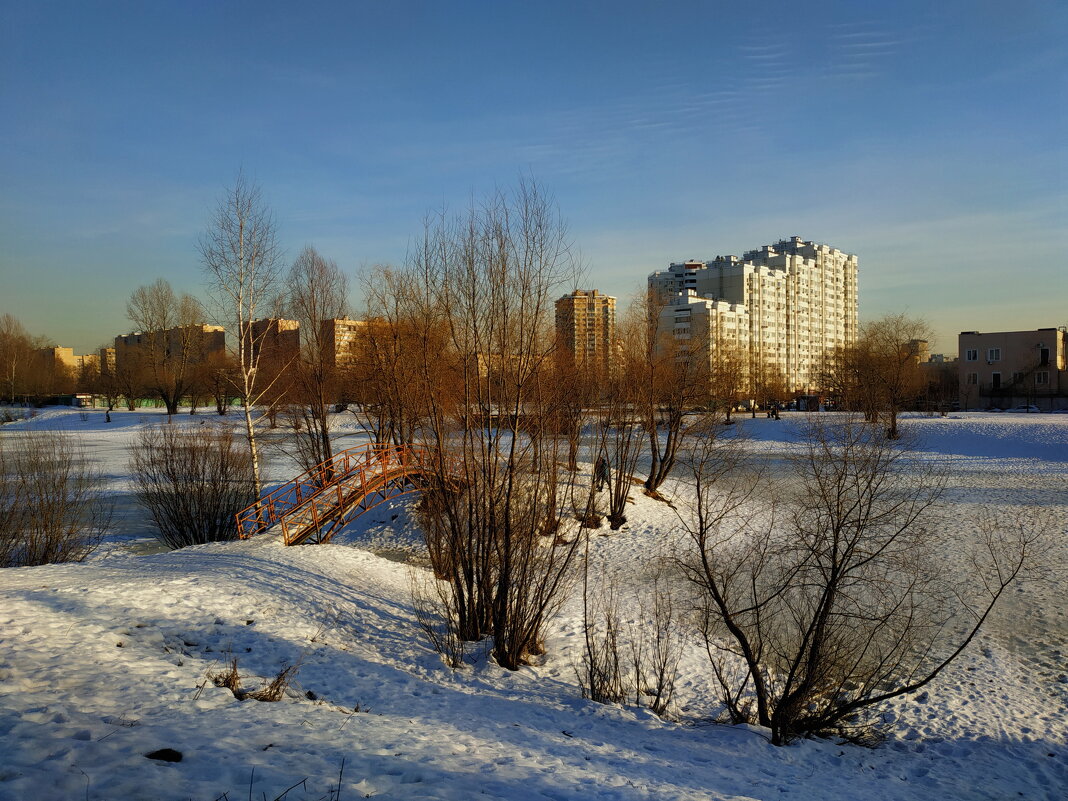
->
[823,20,907,82]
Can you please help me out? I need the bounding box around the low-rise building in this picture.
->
[958,327,1067,410]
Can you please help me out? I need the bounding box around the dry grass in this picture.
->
[246,661,300,702]
[209,659,242,695]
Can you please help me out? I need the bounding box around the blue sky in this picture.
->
[1,0,1065,353]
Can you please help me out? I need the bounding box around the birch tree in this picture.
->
[198,174,283,494]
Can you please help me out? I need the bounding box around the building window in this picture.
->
[991,372,1002,389]
[1036,371,1050,386]
[1040,347,1050,366]
[964,349,978,361]
[987,348,1001,362]
[966,372,978,385]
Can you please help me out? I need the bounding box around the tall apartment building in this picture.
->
[250,318,300,365]
[958,327,1067,410]
[649,237,858,393]
[554,289,616,374]
[320,318,366,368]
[114,324,226,371]
[658,291,750,380]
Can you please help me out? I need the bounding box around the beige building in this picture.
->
[958,327,1067,410]
[555,289,616,374]
[32,347,78,394]
[251,318,300,365]
[320,318,366,368]
[35,346,98,374]
[35,346,79,372]
[649,237,858,394]
[114,324,226,371]
[31,346,99,395]
[76,352,100,373]
[98,347,117,376]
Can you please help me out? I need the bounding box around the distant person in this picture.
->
[595,454,610,492]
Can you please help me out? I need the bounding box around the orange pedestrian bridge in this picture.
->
[235,443,438,545]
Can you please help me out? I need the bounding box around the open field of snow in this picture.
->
[0,408,1065,800]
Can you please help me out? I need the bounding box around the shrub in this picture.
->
[0,430,110,566]
[130,425,256,549]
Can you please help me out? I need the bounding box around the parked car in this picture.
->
[1007,405,1041,413]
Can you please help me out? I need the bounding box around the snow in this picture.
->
[0,408,1066,800]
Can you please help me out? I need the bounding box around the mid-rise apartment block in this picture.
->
[251,318,300,365]
[33,346,99,374]
[114,324,226,371]
[958,327,1067,410]
[98,347,117,376]
[555,289,616,374]
[34,346,79,373]
[320,318,366,368]
[649,237,858,394]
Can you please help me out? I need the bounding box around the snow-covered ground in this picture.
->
[0,408,1065,801]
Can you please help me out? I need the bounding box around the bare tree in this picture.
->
[835,314,933,438]
[631,293,709,494]
[286,245,348,473]
[197,350,238,415]
[592,345,646,530]
[199,173,284,494]
[0,314,35,403]
[130,425,256,549]
[709,339,748,424]
[578,555,628,704]
[358,267,449,447]
[111,347,147,411]
[0,431,111,566]
[679,416,1044,744]
[549,354,597,473]
[578,551,683,715]
[125,279,207,416]
[395,180,584,670]
[88,343,120,421]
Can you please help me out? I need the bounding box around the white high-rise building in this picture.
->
[657,291,750,382]
[649,237,858,393]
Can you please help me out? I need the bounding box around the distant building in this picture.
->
[554,289,616,375]
[31,346,99,396]
[99,347,117,376]
[919,353,959,413]
[250,318,300,365]
[320,318,366,368]
[958,327,1068,410]
[34,346,78,372]
[76,352,100,373]
[649,237,858,394]
[114,324,226,372]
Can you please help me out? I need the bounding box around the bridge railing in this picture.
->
[279,444,434,544]
[235,443,436,541]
